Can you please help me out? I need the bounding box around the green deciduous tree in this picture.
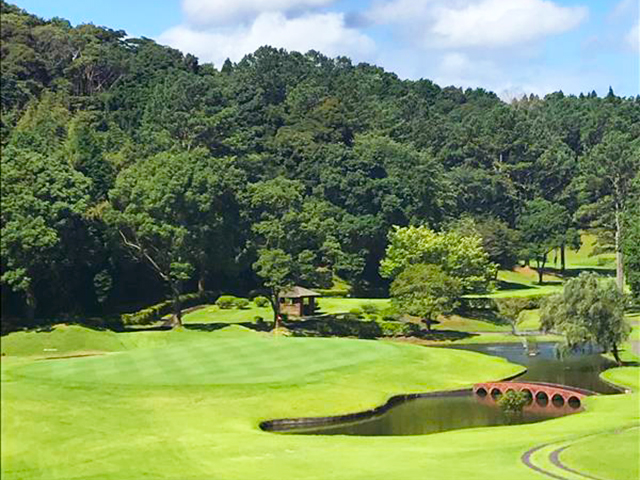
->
[447,215,521,270]
[517,199,571,284]
[106,149,242,325]
[540,272,630,364]
[253,248,295,329]
[380,225,497,294]
[579,131,640,291]
[623,199,640,300]
[390,264,461,331]
[1,146,91,319]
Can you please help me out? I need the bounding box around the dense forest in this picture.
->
[1,1,639,328]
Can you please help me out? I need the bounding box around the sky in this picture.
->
[12,0,640,99]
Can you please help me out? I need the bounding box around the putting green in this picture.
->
[13,333,398,385]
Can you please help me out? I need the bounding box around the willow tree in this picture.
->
[540,272,630,364]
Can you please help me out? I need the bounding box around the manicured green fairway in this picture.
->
[2,325,638,480]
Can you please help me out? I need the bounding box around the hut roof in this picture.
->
[279,286,321,298]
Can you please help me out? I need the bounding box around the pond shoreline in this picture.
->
[260,341,628,435]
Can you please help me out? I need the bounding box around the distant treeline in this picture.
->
[1,1,639,325]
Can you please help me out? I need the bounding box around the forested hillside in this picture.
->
[1,1,639,326]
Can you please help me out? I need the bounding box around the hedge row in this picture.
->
[121,291,217,325]
[286,316,419,339]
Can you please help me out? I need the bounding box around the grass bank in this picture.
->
[2,325,638,480]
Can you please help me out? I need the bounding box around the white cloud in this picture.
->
[431,0,588,48]
[158,12,374,66]
[182,0,336,26]
[367,0,436,24]
[627,22,639,52]
[368,0,588,49]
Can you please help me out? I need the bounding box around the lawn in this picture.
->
[182,297,392,325]
[473,233,618,299]
[2,325,638,480]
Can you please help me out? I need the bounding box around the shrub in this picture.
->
[361,302,379,315]
[498,390,529,413]
[216,295,237,309]
[348,307,364,318]
[253,296,269,307]
[374,319,420,337]
[121,291,215,325]
[234,298,250,309]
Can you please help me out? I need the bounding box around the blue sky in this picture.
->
[13,0,640,99]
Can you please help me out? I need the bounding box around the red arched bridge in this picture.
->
[473,381,596,410]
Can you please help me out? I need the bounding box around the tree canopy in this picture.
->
[540,272,630,363]
[1,1,639,325]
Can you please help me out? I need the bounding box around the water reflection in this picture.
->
[452,342,620,394]
[280,392,571,436]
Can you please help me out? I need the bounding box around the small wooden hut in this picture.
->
[279,286,321,317]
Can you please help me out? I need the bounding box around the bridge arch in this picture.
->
[472,381,593,411]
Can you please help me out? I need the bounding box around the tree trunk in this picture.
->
[170,282,182,327]
[560,245,566,274]
[197,273,206,295]
[536,255,546,285]
[615,203,625,292]
[612,343,621,365]
[25,285,36,322]
[271,288,281,332]
[424,318,432,331]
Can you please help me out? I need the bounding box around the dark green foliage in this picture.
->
[121,291,215,325]
[1,2,639,326]
[518,199,572,284]
[285,316,419,339]
[361,302,379,315]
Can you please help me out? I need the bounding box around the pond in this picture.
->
[451,341,620,395]
[263,341,621,436]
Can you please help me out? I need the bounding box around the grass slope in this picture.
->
[2,325,638,480]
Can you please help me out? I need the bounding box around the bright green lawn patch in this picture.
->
[439,333,563,345]
[2,326,637,480]
[12,332,401,386]
[602,367,640,391]
[518,309,541,330]
[563,233,616,268]
[184,303,272,324]
[315,297,391,314]
[0,324,127,357]
[438,315,510,332]
[0,324,217,357]
[559,428,640,480]
[182,298,392,325]
[631,325,640,341]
